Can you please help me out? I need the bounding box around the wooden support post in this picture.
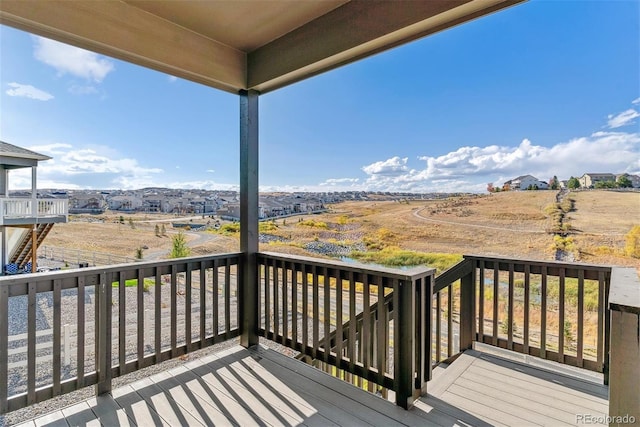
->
[395,279,416,409]
[459,260,475,351]
[31,225,37,273]
[239,89,259,348]
[607,268,640,426]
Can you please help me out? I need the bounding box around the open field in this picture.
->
[45,190,639,270]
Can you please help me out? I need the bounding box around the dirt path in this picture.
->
[412,207,545,234]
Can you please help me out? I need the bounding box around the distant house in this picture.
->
[579,173,615,188]
[69,193,106,213]
[108,195,142,211]
[616,173,640,188]
[503,175,548,190]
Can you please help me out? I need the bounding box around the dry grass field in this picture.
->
[46,190,639,270]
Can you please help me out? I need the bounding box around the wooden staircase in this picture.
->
[9,223,54,268]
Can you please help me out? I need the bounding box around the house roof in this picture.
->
[0,0,525,95]
[0,141,51,161]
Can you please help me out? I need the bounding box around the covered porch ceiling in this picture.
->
[0,0,524,94]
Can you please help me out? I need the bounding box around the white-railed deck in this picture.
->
[13,344,608,427]
[0,198,67,225]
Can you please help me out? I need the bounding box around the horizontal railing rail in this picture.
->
[432,255,612,377]
[0,198,68,224]
[38,245,138,267]
[257,252,434,408]
[0,252,241,413]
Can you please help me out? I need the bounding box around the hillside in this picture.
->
[43,190,639,269]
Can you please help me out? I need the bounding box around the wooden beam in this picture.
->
[31,226,37,273]
[248,0,525,92]
[0,0,246,93]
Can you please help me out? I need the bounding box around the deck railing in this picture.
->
[0,253,240,412]
[0,198,68,223]
[257,252,434,408]
[0,251,634,415]
[433,255,612,377]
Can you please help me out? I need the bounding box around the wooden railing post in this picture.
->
[96,272,112,395]
[395,278,416,409]
[459,259,475,351]
[607,268,639,426]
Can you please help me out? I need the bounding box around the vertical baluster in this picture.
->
[312,265,319,359]
[507,263,514,350]
[119,274,126,374]
[77,277,85,388]
[603,271,611,385]
[138,268,145,366]
[523,264,530,354]
[302,265,308,351]
[155,267,162,361]
[493,265,499,346]
[435,291,441,363]
[225,258,231,334]
[184,264,192,351]
[0,283,9,412]
[213,259,219,336]
[200,261,206,344]
[273,259,280,340]
[540,266,547,360]
[336,270,344,367]
[478,261,485,341]
[558,268,565,364]
[283,261,289,345]
[292,263,299,349]
[171,264,177,358]
[362,274,371,370]
[577,269,584,368]
[53,279,62,396]
[447,285,453,357]
[348,271,356,372]
[597,270,605,371]
[27,282,36,405]
[323,267,331,363]
[376,276,386,385]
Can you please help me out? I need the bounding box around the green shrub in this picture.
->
[349,247,462,273]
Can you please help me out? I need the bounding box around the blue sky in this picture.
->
[1,0,638,193]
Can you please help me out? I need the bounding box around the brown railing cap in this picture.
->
[609,267,640,314]
[259,251,434,281]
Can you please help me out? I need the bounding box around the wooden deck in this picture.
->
[14,345,609,427]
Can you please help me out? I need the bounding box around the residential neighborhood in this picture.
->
[500,172,640,191]
[30,188,453,219]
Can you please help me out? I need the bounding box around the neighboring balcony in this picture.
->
[0,198,68,226]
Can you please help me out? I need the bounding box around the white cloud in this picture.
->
[206,169,215,173]
[319,178,359,186]
[632,97,640,105]
[6,83,53,101]
[168,76,178,83]
[607,109,640,129]
[34,37,114,83]
[361,156,409,176]
[320,130,640,193]
[9,144,164,190]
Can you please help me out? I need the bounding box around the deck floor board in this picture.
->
[22,345,609,427]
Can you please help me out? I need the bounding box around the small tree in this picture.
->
[161,224,167,236]
[128,218,135,229]
[155,224,160,236]
[617,175,632,188]
[135,247,144,260]
[119,215,125,224]
[487,183,495,193]
[549,175,559,190]
[624,225,640,258]
[567,176,581,189]
[170,231,191,258]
